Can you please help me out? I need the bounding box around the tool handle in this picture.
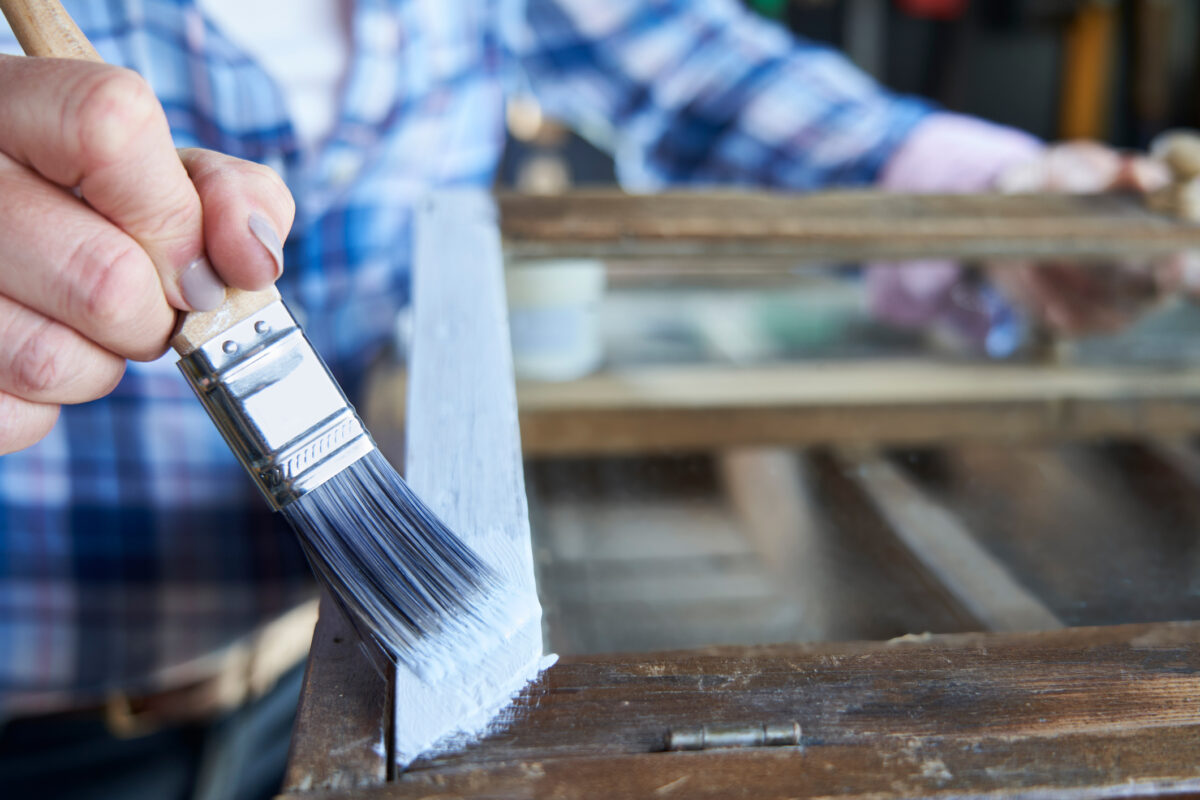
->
[0,0,101,61]
[0,0,282,356]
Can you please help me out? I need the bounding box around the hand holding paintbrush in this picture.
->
[0,0,518,681]
[0,7,292,454]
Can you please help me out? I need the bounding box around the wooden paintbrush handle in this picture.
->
[169,287,281,355]
[0,0,283,356]
[0,0,101,62]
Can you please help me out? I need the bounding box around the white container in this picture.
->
[505,259,606,381]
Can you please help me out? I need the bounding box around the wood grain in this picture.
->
[0,0,102,61]
[499,190,1200,263]
[282,593,389,792]
[279,620,1200,800]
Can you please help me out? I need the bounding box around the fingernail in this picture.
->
[248,212,284,279]
[180,258,226,311]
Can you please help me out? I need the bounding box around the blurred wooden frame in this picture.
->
[368,190,1200,457]
[283,191,1200,800]
[499,190,1200,264]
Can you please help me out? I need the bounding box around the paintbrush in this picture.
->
[1,0,513,681]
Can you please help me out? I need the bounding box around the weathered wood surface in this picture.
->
[282,593,389,792]
[279,620,1200,800]
[369,360,1200,455]
[499,190,1200,263]
[392,190,546,765]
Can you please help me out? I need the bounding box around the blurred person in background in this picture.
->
[0,1,1179,797]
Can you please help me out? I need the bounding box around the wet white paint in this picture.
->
[395,190,553,766]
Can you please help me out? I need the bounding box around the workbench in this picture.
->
[282,190,1200,799]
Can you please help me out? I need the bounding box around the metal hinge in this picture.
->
[665,721,802,751]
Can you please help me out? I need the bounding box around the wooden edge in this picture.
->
[277,620,1200,800]
[498,190,1200,263]
[366,362,1200,457]
[281,592,389,793]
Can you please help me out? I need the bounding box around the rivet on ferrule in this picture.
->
[665,721,802,751]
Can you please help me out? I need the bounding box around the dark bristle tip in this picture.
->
[281,449,507,677]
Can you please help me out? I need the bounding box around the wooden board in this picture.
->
[282,594,389,792]
[369,360,1200,455]
[392,190,547,766]
[499,190,1200,263]
[279,620,1200,800]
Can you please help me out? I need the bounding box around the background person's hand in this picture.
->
[987,141,1172,335]
[0,55,295,454]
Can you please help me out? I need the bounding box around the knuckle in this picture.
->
[9,322,65,397]
[133,192,200,243]
[67,232,150,332]
[197,158,294,220]
[253,164,294,212]
[73,67,160,165]
[0,297,133,402]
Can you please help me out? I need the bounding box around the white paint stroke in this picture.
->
[395,190,552,766]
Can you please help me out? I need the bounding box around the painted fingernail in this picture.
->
[249,212,284,279]
[180,258,226,311]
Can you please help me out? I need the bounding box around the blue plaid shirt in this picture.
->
[0,0,929,712]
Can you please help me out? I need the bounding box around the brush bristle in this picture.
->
[281,448,509,680]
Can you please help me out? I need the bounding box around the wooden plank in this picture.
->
[836,450,1064,633]
[716,448,832,641]
[282,593,389,792]
[499,190,1200,263]
[369,360,1200,455]
[392,190,547,766]
[279,620,1200,800]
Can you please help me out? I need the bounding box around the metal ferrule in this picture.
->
[177,300,374,510]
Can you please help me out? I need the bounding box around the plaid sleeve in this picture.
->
[513,0,933,190]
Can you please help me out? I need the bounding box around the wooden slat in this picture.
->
[909,444,1200,629]
[279,620,1200,800]
[499,191,1200,263]
[369,360,1200,455]
[508,361,1200,408]
[282,594,389,792]
[716,448,832,640]
[393,190,546,766]
[836,450,1064,633]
